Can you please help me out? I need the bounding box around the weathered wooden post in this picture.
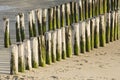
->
[56,5,61,29]
[110,11,115,42]
[61,27,66,59]
[99,0,103,14]
[74,2,79,23]
[56,29,62,61]
[82,0,85,20]
[36,9,42,35]
[42,9,48,35]
[19,13,25,42]
[72,23,80,55]
[114,10,118,40]
[28,11,34,38]
[85,19,91,52]
[99,15,106,47]
[70,1,74,23]
[103,0,107,13]
[24,40,32,70]
[60,4,65,27]
[10,45,18,74]
[94,17,99,48]
[38,36,46,67]
[18,43,25,72]
[95,0,99,16]
[31,10,37,37]
[45,32,52,64]
[48,8,53,30]
[92,0,95,17]
[111,0,115,11]
[51,31,57,62]
[65,26,72,57]
[65,3,71,26]
[31,37,39,68]
[85,0,88,19]
[53,7,57,30]
[107,0,110,12]
[106,13,111,43]
[90,18,95,50]
[78,0,83,21]
[3,18,11,48]
[79,21,86,53]
[88,0,92,18]
[116,10,119,40]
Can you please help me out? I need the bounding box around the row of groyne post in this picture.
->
[3,0,119,74]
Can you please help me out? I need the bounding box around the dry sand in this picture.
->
[0,0,120,80]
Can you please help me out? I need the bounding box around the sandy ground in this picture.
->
[0,0,120,80]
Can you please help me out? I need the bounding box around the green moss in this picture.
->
[94,27,99,48]
[37,20,42,35]
[117,21,119,40]
[100,30,105,47]
[56,43,61,61]
[32,60,38,68]
[80,36,85,53]
[16,22,21,42]
[42,17,46,35]
[110,18,114,42]
[106,25,110,43]
[66,41,72,57]
[90,21,94,50]
[114,21,117,41]
[25,57,31,70]
[74,36,79,55]
[62,42,66,59]
[32,23,37,37]
[86,31,91,52]
[18,57,25,72]
[20,28,25,42]
[51,41,56,63]
[4,29,10,48]
[28,21,34,38]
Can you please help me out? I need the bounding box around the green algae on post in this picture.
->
[78,0,83,21]
[79,21,86,53]
[24,40,32,70]
[48,8,53,30]
[70,1,74,24]
[94,17,99,48]
[31,37,39,68]
[60,4,65,27]
[19,13,25,42]
[85,19,91,52]
[99,15,106,47]
[42,9,47,35]
[38,36,46,67]
[88,0,92,18]
[65,26,72,57]
[84,0,88,19]
[18,43,25,72]
[36,9,42,35]
[74,2,79,23]
[51,31,57,62]
[72,23,80,55]
[45,32,52,64]
[3,17,11,48]
[106,13,110,43]
[114,10,118,41]
[53,7,56,30]
[10,45,18,75]
[56,6,61,29]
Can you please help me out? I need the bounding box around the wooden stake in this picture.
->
[99,15,106,47]
[114,10,118,40]
[56,5,61,29]
[10,44,18,74]
[3,17,11,48]
[45,32,52,64]
[18,43,25,72]
[78,0,83,21]
[48,8,53,30]
[51,31,57,62]
[31,37,39,68]
[60,4,65,27]
[53,7,56,30]
[70,1,74,23]
[72,23,80,55]
[85,19,91,52]
[24,40,32,70]
[65,26,72,57]
[88,0,92,18]
[42,9,47,35]
[74,2,79,23]
[61,27,66,59]
[94,17,100,48]
[38,36,46,67]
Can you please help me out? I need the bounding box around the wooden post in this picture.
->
[19,13,25,42]
[106,13,111,43]
[79,21,86,53]
[3,18,11,48]
[85,19,91,52]
[60,4,65,27]
[42,9,47,35]
[56,5,61,29]
[103,0,107,13]
[70,1,74,24]
[99,15,106,47]
[78,0,83,21]
[18,43,25,72]
[28,11,34,38]
[99,0,103,14]
[72,23,80,55]
[51,31,57,62]
[31,10,37,37]
[24,40,32,70]
[38,36,46,67]
[107,0,110,12]
[95,0,99,16]
[48,8,53,30]
[94,17,99,48]
[82,0,85,20]
[10,44,18,74]
[92,0,95,17]
[110,11,115,42]
[65,3,71,26]
[116,10,119,40]
[114,10,118,40]
[65,26,72,57]
[56,29,62,61]
[88,0,92,18]
[74,2,79,23]
[61,27,66,59]
[36,9,42,35]
[90,18,95,50]
[53,7,56,30]
[85,0,88,19]
[111,0,115,11]
[45,32,52,64]
[31,37,39,68]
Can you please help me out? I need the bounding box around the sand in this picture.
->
[0,0,120,80]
